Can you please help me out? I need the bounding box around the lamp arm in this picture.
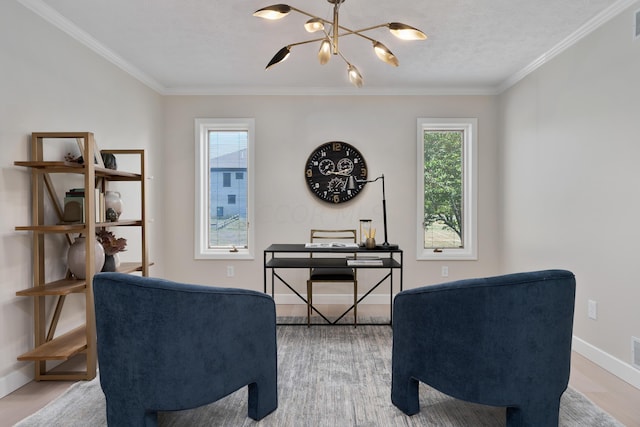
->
[351,175,390,246]
[380,174,389,246]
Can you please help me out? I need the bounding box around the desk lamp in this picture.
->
[348,174,398,249]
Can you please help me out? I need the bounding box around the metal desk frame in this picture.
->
[263,244,403,325]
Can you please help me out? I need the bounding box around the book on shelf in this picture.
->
[346,256,383,266]
[65,188,85,197]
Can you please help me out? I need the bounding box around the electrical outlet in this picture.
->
[587,300,597,320]
[632,337,640,369]
[441,266,449,277]
[227,266,234,277]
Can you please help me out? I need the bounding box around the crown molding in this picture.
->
[17,0,165,94]
[497,0,637,93]
[162,85,499,96]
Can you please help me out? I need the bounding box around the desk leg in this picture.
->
[390,263,393,326]
[263,252,267,294]
[271,269,275,298]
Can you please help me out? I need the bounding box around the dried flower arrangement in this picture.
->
[96,229,127,256]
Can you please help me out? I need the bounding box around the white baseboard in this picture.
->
[0,364,33,399]
[572,336,640,390]
[274,293,393,305]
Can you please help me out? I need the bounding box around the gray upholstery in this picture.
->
[93,272,278,426]
[391,269,576,427]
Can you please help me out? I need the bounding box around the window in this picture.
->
[417,118,477,260]
[195,118,255,259]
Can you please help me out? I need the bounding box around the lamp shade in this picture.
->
[253,4,292,20]
[266,46,291,69]
[373,41,399,67]
[347,64,363,87]
[388,22,427,40]
[305,18,325,32]
[318,39,332,64]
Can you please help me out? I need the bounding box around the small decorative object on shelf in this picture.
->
[64,152,83,164]
[101,152,117,170]
[104,190,123,220]
[97,229,127,271]
[67,236,105,279]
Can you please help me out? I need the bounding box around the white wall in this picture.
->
[162,95,501,298]
[0,1,164,396]
[499,3,640,386]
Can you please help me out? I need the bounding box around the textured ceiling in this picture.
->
[20,0,626,94]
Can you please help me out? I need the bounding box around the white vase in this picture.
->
[67,237,105,279]
[105,191,123,220]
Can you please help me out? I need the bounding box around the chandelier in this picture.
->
[253,0,427,87]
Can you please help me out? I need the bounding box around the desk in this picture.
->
[263,244,403,325]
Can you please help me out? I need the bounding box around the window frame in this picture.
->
[416,118,478,260]
[194,118,255,260]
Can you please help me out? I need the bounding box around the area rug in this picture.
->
[16,323,622,427]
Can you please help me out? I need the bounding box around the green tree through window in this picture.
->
[423,130,463,249]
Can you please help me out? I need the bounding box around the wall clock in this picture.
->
[305,141,367,204]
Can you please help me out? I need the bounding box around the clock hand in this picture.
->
[329,170,351,176]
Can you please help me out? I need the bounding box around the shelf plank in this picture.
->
[17,325,87,361]
[15,224,86,233]
[16,278,86,296]
[15,263,154,296]
[117,262,154,274]
[15,219,142,232]
[14,160,83,170]
[98,219,143,227]
[14,161,141,180]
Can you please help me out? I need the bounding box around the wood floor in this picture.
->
[2,305,639,427]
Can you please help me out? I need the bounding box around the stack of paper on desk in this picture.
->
[346,256,383,266]
[305,242,359,248]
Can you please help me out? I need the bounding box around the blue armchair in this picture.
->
[391,269,576,427]
[93,273,277,426]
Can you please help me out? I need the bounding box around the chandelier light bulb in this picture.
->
[318,39,332,64]
[373,41,399,67]
[304,18,325,32]
[347,64,363,88]
[388,22,427,40]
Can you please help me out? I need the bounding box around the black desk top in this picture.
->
[264,243,402,254]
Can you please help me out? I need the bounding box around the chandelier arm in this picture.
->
[336,23,389,43]
[288,6,332,25]
[336,50,351,66]
[287,6,385,44]
[287,36,331,48]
